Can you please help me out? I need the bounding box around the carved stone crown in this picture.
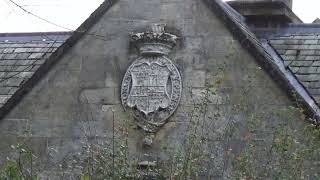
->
[131,24,178,56]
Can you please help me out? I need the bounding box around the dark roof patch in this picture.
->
[270,33,320,104]
[0,35,68,107]
[313,18,320,24]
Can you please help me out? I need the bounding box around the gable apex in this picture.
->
[0,0,319,126]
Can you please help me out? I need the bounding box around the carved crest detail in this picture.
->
[127,62,171,115]
[121,25,182,133]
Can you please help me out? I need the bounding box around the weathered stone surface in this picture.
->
[0,0,319,179]
[80,88,118,104]
[0,118,29,136]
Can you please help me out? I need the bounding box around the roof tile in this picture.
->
[284,50,298,55]
[15,53,31,59]
[295,74,318,82]
[280,55,296,61]
[289,66,300,73]
[305,56,320,61]
[308,81,320,88]
[0,87,18,95]
[1,54,18,60]
[0,78,25,87]
[312,61,320,66]
[297,67,318,74]
[270,33,320,104]
[0,95,11,104]
[29,53,45,59]
[284,60,292,66]
[291,61,313,67]
[2,48,15,54]
[0,38,66,108]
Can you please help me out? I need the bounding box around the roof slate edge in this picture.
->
[262,41,320,120]
[0,32,72,42]
[0,0,119,120]
[251,24,320,39]
[204,0,320,124]
[0,32,72,37]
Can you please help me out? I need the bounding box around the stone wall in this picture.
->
[0,0,319,179]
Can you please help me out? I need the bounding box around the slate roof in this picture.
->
[0,32,71,107]
[313,18,320,24]
[269,33,320,104]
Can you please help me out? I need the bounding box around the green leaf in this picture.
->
[32,175,39,180]
[80,174,90,180]
[4,160,19,179]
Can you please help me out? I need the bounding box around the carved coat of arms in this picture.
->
[121,25,182,133]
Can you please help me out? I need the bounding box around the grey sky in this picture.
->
[0,0,319,33]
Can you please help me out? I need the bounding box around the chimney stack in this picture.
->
[236,0,292,9]
[227,0,302,34]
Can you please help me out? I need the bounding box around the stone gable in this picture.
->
[0,0,319,179]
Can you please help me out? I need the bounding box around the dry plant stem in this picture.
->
[112,110,115,180]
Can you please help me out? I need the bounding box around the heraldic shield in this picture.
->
[127,62,171,115]
[121,25,182,133]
